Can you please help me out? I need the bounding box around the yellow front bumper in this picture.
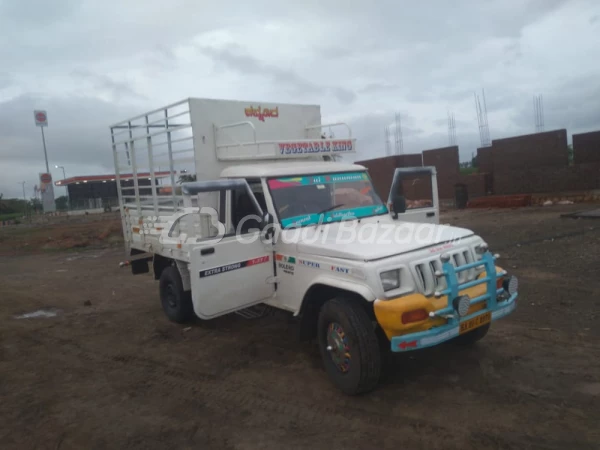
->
[374,270,500,340]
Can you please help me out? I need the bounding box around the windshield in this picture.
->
[267,171,387,228]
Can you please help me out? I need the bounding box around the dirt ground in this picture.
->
[1,205,599,450]
[0,213,123,256]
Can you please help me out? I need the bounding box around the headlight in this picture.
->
[453,295,470,317]
[503,275,518,295]
[475,242,489,255]
[380,269,400,292]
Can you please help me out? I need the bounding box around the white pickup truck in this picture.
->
[110,98,518,394]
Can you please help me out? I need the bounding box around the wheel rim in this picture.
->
[326,322,351,373]
[165,284,177,308]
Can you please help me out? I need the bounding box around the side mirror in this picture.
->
[391,195,406,219]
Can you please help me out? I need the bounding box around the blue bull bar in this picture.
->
[391,251,518,352]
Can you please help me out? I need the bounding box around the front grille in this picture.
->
[415,249,475,296]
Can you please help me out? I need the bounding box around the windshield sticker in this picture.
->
[268,172,369,190]
[280,204,385,228]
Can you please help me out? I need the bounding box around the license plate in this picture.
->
[459,311,491,334]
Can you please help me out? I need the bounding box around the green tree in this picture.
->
[29,198,42,213]
[567,144,574,165]
[55,195,69,210]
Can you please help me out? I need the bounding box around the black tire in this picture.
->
[317,297,382,395]
[454,323,490,345]
[159,266,194,323]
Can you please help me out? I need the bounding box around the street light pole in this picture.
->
[55,165,70,210]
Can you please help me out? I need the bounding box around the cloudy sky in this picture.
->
[1,0,599,198]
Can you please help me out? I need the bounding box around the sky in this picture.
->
[1,0,599,198]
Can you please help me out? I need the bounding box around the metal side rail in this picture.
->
[391,251,518,352]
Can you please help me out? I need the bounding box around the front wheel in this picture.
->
[159,266,195,323]
[317,297,382,395]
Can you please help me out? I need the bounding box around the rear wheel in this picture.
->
[454,323,490,345]
[159,266,194,323]
[317,297,381,395]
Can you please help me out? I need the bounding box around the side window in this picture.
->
[169,213,201,238]
[169,192,227,239]
[247,179,267,211]
[231,184,262,234]
[169,183,264,239]
[396,174,433,210]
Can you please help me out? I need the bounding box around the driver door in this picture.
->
[187,179,275,319]
[388,167,439,224]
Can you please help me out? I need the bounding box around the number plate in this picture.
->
[459,311,491,334]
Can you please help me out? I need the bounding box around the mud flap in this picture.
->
[130,249,150,275]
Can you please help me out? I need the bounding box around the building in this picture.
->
[54,171,175,211]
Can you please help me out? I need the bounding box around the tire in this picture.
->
[159,266,195,323]
[454,323,490,346]
[317,297,382,395]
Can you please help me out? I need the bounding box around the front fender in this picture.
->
[297,275,377,316]
[295,275,377,340]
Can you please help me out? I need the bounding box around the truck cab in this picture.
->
[111,98,518,394]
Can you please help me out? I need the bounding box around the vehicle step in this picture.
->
[234,304,274,319]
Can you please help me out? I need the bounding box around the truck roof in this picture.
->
[220,161,366,179]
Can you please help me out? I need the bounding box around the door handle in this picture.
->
[201,247,215,255]
[426,212,435,217]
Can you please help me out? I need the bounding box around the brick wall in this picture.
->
[356,155,400,201]
[456,173,489,199]
[400,173,433,203]
[491,129,568,171]
[494,162,600,195]
[357,154,425,201]
[422,146,459,200]
[476,147,493,173]
[422,146,459,175]
[357,133,595,205]
[573,130,600,164]
[399,153,423,167]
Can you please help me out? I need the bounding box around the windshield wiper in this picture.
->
[316,204,346,215]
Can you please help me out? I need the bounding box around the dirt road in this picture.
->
[1,206,599,449]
